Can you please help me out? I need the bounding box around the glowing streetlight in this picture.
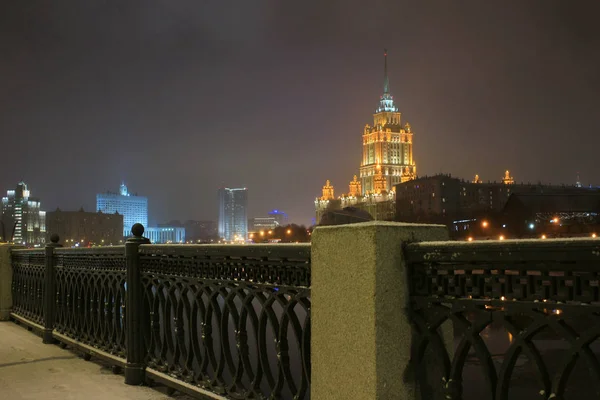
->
[286,229,292,235]
[467,237,473,242]
[481,221,489,228]
[260,231,265,237]
[541,234,547,239]
[499,235,505,241]
[593,233,597,238]
[268,230,272,235]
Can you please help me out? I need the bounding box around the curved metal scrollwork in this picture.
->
[11,249,46,325]
[406,239,600,400]
[54,247,127,357]
[140,245,311,400]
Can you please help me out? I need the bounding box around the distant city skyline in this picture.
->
[2,2,600,226]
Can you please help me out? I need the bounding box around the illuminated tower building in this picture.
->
[96,182,147,238]
[360,49,416,194]
[218,187,248,242]
[315,49,417,222]
[1,181,46,246]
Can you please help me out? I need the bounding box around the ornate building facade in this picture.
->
[316,50,416,222]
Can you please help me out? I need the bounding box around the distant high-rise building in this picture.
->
[315,49,416,222]
[360,49,416,193]
[46,208,123,246]
[218,188,248,241]
[1,181,46,246]
[96,182,147,237]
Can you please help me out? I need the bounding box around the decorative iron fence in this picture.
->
[11,249,46,325]
[9,227,311,400]
[54,247,127,357]
[139,245,311,399]
[405,238,600,400]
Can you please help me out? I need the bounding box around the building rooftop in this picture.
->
[504,193,600,214]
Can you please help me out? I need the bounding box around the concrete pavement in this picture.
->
[0,321,193,400]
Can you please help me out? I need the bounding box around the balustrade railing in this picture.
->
[11,249,46,325]
[13,222,600,400]
[139,244,311,399]
[54,247,127,357]
[8,225,311,400]
[405,238,600,400]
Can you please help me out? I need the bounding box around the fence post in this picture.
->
[0,244,21,321]
[311,221,449,400]
[124,223,150,385]
[43,234,62,344]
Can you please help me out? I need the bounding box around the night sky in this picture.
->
[1,1,599,226]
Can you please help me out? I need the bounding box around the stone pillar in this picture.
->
[311,221,449,400]
[0,244,13,321]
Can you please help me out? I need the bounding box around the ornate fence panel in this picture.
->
[139,244,311,400]
[405,238,600,400]
[11,249,46,325]
[54,247,127,358]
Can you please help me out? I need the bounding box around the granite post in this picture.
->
[311,221,449,400]
[0,244,14,320]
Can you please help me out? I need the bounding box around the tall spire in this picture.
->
[376,48,397,113]
[383,49,389,94]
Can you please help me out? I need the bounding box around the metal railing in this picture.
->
[405,238,600,400]
[54,246,127,357]
[9,225,311,399]
[11,249,45,326]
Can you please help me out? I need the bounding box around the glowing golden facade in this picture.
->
[321,180,334,200]
[502,170,514,185]
[348,175,361,197]
[315,50,416,222]
[360,50,416,194]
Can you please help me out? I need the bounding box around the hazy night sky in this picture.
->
[1,1,599,226]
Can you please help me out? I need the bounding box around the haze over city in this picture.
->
[1,1,599,225]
